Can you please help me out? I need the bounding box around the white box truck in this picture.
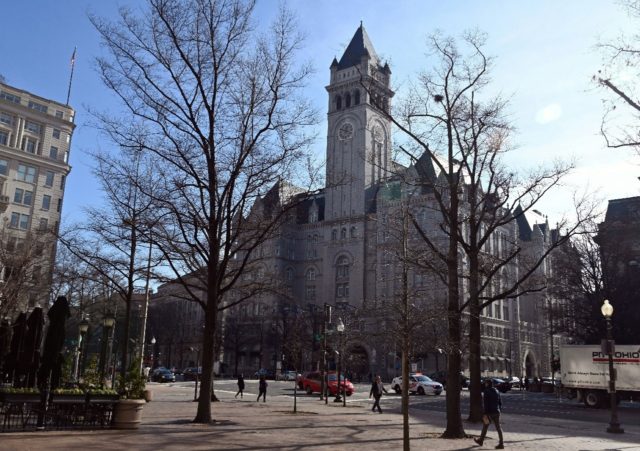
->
[560,344,640,408]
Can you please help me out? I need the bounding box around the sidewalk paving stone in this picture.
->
[0,383,639,450]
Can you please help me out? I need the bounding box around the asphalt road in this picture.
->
[168,378,640,428]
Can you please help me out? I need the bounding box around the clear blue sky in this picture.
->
[0,0,637,226]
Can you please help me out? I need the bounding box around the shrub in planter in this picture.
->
[0,387,40,403]
[112,358,147,429]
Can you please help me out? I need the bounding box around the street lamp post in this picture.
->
[601,300,624,434]
[150,337,157,369]
[99,312,116,387]
[334,318,345,403]
[75,318,89,381]
[320,304,332,403]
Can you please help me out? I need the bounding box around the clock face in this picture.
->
[338,122,354,141]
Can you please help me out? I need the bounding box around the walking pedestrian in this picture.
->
[524,377,530,391]
[235,374,245,399]
[257,375,268,402]
[369,375,387,413]
[474,378,504,449]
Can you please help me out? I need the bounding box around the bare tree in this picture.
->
[360,30,598,433]
[90,0,317,423]
[58,149,161,387]
[0,227,55,317]
[596,0,640,154]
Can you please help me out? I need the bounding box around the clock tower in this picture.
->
[325,24,394,220]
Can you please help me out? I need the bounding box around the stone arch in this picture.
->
[524,349,537,378]
[332,115,363,138]
[346,342,371,382]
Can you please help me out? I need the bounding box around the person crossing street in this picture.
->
[474,378,505,449]
[369,375,388,413]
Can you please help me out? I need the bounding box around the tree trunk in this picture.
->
[402,338,410,450]
[442,187,465,438]
[193,295,218,423]
[467,251,483,422]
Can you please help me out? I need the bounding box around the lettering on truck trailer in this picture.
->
[591,351,640,364]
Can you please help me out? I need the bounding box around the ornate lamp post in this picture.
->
[601,300,624,434]
[75,318,89,381]
[320,303,332,403]
[333,318,345,403]
[150,337,157,369]
[99,312,116,386]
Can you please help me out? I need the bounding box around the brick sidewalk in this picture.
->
[1,383,639,450]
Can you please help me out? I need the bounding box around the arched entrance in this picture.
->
[346,345,369,383]
[524,351,536,378]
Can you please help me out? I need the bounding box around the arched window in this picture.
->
[332,229,337,240]
[285,267,293,281]
[354,89,360,105]
[340,228,347,239]
[306,268,316,281]
[350,226,357,238]
[336,256,349,279]
[335,95,342,110]
[345,93,351,108]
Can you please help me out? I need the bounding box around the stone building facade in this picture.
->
[0,82,73,314]
[143,26,557,380]
[217,25,559,380]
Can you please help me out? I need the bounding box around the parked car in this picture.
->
[392,373,443,396]
[507,376,521,389]
[482,377,511,393]
[429,371,470,389]
[300,371,354,396]
[152,368,176,383]
[182,367,202,381]
[277,370,298,381]
[253,368,276,380]
[541,377,561,387]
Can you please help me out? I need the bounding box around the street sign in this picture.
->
[411,363,417,372]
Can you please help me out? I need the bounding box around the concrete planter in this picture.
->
[541,383,554,393]
[112,399,145,429]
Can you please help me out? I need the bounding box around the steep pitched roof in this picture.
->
[513,205,532,241]
[604,196,640,223]
[337,24,379,70]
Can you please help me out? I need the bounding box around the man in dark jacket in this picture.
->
[235,374,245,399]
[369,375,387,413]
[257,375,268,402]
[474,379,504,449]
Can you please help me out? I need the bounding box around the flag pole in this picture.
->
[66,47,76,106]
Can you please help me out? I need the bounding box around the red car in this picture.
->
[300,371,355,396]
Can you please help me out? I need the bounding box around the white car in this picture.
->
[391,373,443,396]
